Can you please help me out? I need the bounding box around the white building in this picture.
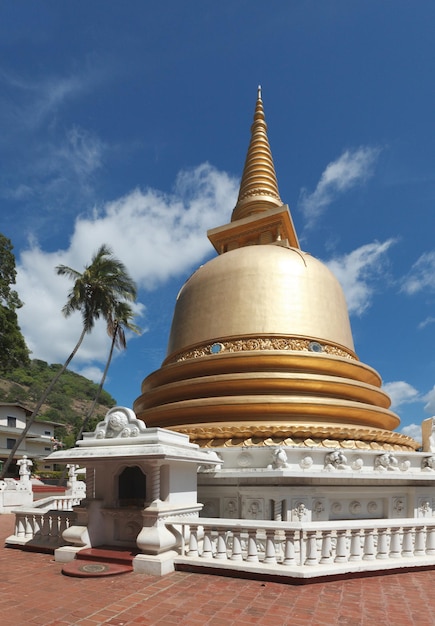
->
[0,402,59,475]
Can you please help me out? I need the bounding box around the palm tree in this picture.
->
[76,300,141,441]
[0,244,137,479]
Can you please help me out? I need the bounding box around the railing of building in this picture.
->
[5,496,80,551]
[168,517,435,580]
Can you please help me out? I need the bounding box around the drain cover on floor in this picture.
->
[62,559,133,578]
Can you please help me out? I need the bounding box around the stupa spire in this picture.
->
[231,86,283,221]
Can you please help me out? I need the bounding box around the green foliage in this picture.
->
[0,234,30,373]
[0,358,117,445]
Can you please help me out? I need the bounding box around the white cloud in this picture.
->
[0,69,93,132]
[325,239,395,315]
[422,386,435,414]
[382,381,420,409]
[401,251,435,295]
[299,146,380,225]
[418,316,435,330]
[400,423,422,442]
[16,163,238,369]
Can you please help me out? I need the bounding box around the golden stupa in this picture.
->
[134,88,418,453]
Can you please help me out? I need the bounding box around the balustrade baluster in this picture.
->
[349,529,362,561]
[376,528,388,559]
[402,527,414,558]
[305,530,318,566]
[426,526,435,555]
[263,530,277,564]
[215,528,228,560]
[414,527,426,556]
[320,530,333,564]
[58,513,68,542]
[389,526,401,558]
[334,529,348,563]
[24,514,34,539]
[230,528,243,561]
[187,525,199,557]
[282,529,297,566]
[201,529,213,558]
[362,529,375,560]
[246,529,259,562]
[16,514,25,538]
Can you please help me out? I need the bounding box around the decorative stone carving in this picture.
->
[422,456,435,472]
[94,406,146,440]
[349,500,362,515]
[399,459,411,472]
[324,450,348,471]
[245,498,263,520]
[292,502,308,522]
[267,447,289,469]
[367,501,378,514]
[237,451,253,468]
[312,499,325,521]
[374,452,399,471]
[223,498,238,518]
[418,499,432,518]
[299,455,313,470]
[350,457,363,471]
[392,497,406,517]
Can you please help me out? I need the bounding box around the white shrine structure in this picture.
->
[8,89,435,580]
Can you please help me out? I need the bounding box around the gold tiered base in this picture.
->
[133,344,418,453]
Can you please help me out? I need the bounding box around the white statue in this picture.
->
[268,447,289,469]
[375,452,399,471]
[17,455,32,482]
[324,449,348,471]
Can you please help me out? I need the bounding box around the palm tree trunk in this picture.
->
[76,326,118,441]
[0,327,88,479]
[56,327,118,487]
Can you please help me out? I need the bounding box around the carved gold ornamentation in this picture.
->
[168,335,356,364]
[170,423,419,452]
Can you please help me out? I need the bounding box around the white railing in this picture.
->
[169,517,435,580]
[5,496,81,551]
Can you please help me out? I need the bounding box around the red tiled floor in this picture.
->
[2,513,435,625]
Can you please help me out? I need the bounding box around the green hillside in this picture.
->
[0,359,117,448]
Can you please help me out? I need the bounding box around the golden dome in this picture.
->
[167,244,354,359]
[133,88,418,452]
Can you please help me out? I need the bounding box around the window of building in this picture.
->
[44,447,51,451]
[7,416,17,428]
[44,430,51,436]
[6,438,16,449]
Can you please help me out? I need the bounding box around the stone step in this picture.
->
[61,546,137,577]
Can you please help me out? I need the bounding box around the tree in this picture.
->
[0,234,30,373]
[76,301,140,441]
[0,244,138,478]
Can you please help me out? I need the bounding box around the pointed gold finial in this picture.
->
[231,87,283,221]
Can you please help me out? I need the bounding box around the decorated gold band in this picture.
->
[167,336,356,365]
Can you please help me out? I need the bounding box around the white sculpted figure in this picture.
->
[375,452,399,471]
[17,455,33,480]
[268,447,289,469]
[324,449,348,471]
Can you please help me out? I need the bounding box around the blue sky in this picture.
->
[1,1,435,441]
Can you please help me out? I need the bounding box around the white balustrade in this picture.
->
[168,517,435,578]
[6,495,80,550]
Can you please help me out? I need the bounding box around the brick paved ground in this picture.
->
[2,513,435,626]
